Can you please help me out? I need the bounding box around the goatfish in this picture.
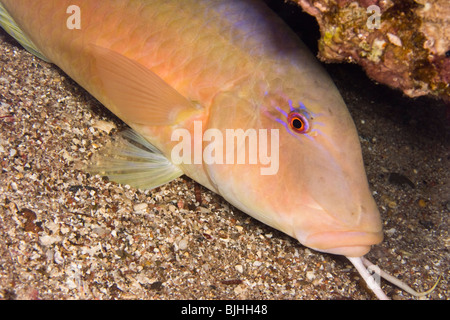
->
[0,0,438,299]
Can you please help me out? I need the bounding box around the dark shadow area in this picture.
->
[265,0,320,54]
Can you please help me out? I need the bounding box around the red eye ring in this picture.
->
[287,112,309,133]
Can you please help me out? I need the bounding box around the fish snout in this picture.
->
[291,187,383,257]
[301,230,383,257]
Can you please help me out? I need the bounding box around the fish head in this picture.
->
[204,80,383,258]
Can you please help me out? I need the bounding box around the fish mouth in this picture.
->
[303,231,383,257]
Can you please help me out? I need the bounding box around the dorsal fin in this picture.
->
[91,45,201,127]
[0,2,50,62]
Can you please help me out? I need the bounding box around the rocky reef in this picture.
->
[290,0,449,99]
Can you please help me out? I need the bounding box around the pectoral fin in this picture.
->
[91,45,200,126]
[88,129,183,190]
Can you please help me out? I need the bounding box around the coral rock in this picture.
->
[290,0,450,99]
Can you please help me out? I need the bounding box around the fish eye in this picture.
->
[288,112,309,134]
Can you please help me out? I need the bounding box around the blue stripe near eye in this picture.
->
[288,100,295,112]
[275,106,288,118]
[275,118,287,127]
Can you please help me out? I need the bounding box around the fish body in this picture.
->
[1,0,389,297]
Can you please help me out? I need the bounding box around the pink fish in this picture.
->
[0,0,438,299]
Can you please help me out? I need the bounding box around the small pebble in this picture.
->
[39,234,62,246]
[10,181,18,191]
[388,200,397,209]
[306,271,316,281]
[385,228,397,235]
[178,239,188,250]
[54,250,64,264]
[133,203,148,212]
[91,120,116,134]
